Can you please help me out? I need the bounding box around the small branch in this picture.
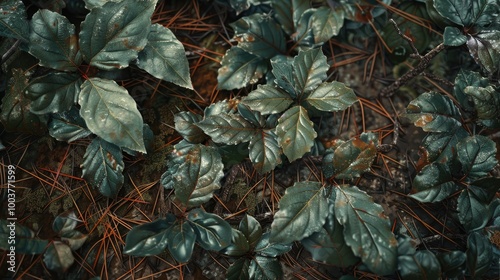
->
[389,19,422,59]
[420,71,454,88]
[380,43,446,97]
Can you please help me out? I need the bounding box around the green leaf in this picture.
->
[293,48,329,97]
[249,256,283,280]
[434,0,498,27]
[1,69,46,135]
[79,0,156,70]
[26,72,82,114]
[467,31,500,74]
[335,185,397,275]
[222,229,250,257]
[270,55,296,97]
[174,111,206,144]
[0,0,30,41]
[409,162,459,203]
[437,251,466,278]
[453,69,489,113]
[301,215,359,267]
[398,250,442,280]
[466,232,493,278]
[166,221,196,263]
[123,215,175,256]
[79,78,145,152]
[230,13,286,59]
[171,144,224,207]
[323,134,377,179]
[43,242,74,273]
[53,211,78,234]
[421,128,468,164]
[242,84,293,115]
[271,0,310,36]
[270,181,329,244]
[469,177,500,204]
[457,135,497,180]
[217,47,268,90]
[303,81,357,112]
[136,24,192,89]
[226,258,250,280]
[197,113,256,145]
[161,140,193,190]
[239,214,262,249]
[276,106,317,162]
[0,220,48,254]
[81,137,124,198]
[29,9,81,71]
[48,107,92,142]
[458,189,490,232]
[187,208,232,251]
[464,85,500,120]
[249,129,282,173]
[403,91,462,132]
[443,26,467,46]
[293,9,315,46]
[255,232,292,257]
[310,7,344,44]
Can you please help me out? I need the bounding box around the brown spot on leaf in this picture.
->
[122,38,144,51]
[106,152,118,170]
[415,146,430,174]
[415,114,433,127]
[354,5,373,23]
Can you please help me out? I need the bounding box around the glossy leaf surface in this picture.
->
[226,258,250,280]
[270,182,328,244]
[239,214,262,249]
[304,81,357,112]
[230,13,286,59]
[443,26,467,46]
[79,78,145,152]
[197,113,256,145]
[276,106,316,162]
[26,72,82,114]
[167,221,196,263]
[335,185,397,275]
[222,229,250,257]
[249,256,283,280]
[123,215,175,256]
[272,0,309,36]
[29,9,81,71]
[311,7,344,44]
[188,208,232,251]
[437,251,466,278]
[457,189,490,232]
[0,0,30,40]
[249,129,282,173]
[136,24,193,89]
[398,250,441,280]
[403,91,462,132]
[255,232,292,257]
[79,0,156,69]
[170,143,224,207]
[457,135,497,180]
[434,0,498,27]
[293,48,329,97]
[48,107,91,142]
[217,47,267,90]
[409,162,459,203]
[52,211,78,234]
[43,242,74,273]
[467,31,500,74]
[242,84,293,114]
[173,111,205,144]
[81,137,124,198]
[466,232,493,278]
[301,215,358,267]
[464,85,500,120]
[323,134,377,179]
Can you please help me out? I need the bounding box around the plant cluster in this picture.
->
[1,0,500,279]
